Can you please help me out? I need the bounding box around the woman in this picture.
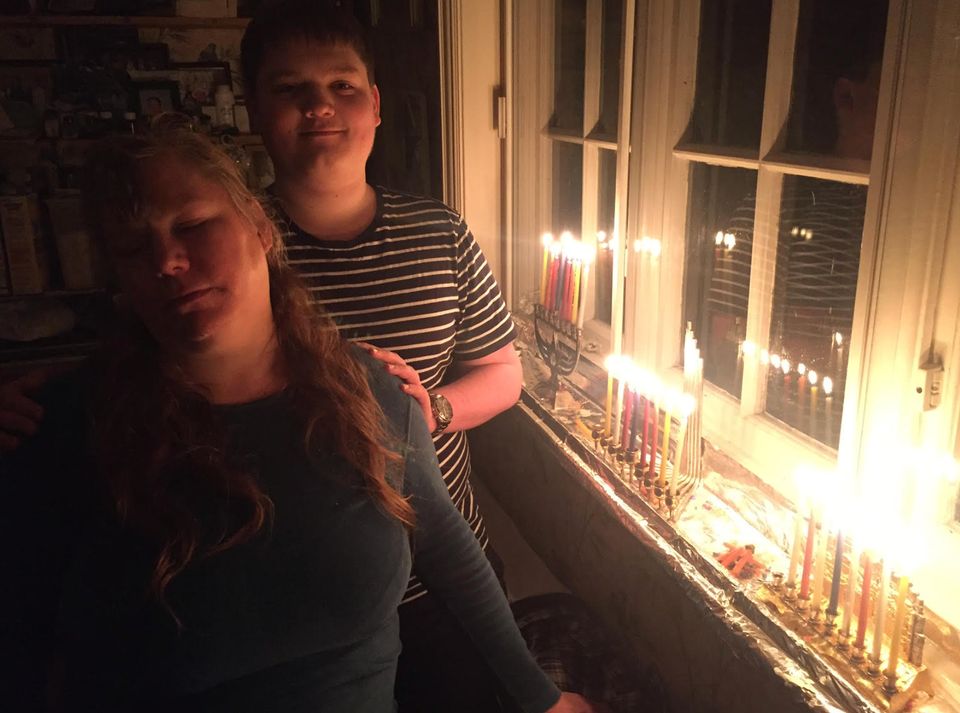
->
[1,127,589,713]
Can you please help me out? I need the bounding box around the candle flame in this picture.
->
[808,370,818,386]
[834,332,843,347]
[797,362,806,376]
[760,349,770,365]
[770,353,781,369]
[742,340,756,357]
[714,230,724,246]
[781,358,791,375]
[541,232,554,247]
[822,376,834,395]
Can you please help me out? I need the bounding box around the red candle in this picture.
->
[855,553,873,649]
[799,511,817,599]
[620,386,633,449]
[648,403,659,479]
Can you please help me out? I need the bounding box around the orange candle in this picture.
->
[855,553,873,649]
[799,511,816,599]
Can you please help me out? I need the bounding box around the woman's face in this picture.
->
[103,153,274,355]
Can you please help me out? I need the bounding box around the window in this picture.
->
[514,0,626,344]
[511,0,960,619]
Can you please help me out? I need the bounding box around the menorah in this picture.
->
[533,302,583,408]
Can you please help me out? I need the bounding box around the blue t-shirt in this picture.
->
[1,351,559,713]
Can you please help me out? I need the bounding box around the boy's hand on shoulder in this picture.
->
[355,342,435,432]
[0,369,49,455]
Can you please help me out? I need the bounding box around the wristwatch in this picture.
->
[429,392,453,437]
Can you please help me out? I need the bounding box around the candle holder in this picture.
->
[850,644,866,664]
[865,655,882,677]
[533,303,583,410]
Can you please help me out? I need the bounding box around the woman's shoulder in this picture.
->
[348,344,411,426]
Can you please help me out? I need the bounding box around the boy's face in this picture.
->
[250,39,381,185]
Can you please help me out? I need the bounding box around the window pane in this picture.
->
[552,141,583,235]
[764,176,866,448]
[552,0,587,133]
[595,0,624,139]
[595,149,617,323]
[785,0,888,159]
[688,0,772,150]
[682,164,759,397]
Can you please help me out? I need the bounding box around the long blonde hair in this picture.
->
[81,124,414,615]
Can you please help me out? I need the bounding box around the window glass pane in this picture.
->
[595,148,617,323]
[765,176,866,448]
[682,164,759,397]
[552,141,583,235]
[785,0,888,159]
[595,0,624,139]
[552,0,587,133]
[688,0,772,150]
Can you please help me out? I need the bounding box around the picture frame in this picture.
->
[133,81,181,118]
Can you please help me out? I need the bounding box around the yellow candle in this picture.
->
[885,574,910,677]
[539,233,552,304]
[570,258,582,325]
[872,557,888,663]
[659,409,672,488]
[576,255,592,330]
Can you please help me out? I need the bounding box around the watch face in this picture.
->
[432,393,453,424]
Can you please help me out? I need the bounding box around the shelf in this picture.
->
[0,14,250,29]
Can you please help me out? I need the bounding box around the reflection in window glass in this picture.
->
[786,0,888,159]
[688,0,772,149]
[682,164,759,397]
[765,176,866,448]
[595,0,624,139]
[552,0,587,132]
[595,149,617,323]
[552,141,583,236]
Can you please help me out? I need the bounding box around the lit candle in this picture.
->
[619,383,634,451]
[787,512,804,589]
[826,529,843,617]
[670,414,688,501]
[570,255,582,325]
[539,233,553,304]
[872,557,889,664]
[841,538,861,638]
[854,552,873,649]
[811,514,829,614]
[799,510,817,600]
[639,396,651,472]
[576,250,592,330]
[648,403,659,480]
[613,368,627,447]
[659,409,672,489]
[562,251,574,321]
[603,357,615,435]
[553,251,570,313]
[823,376,834,445]
[545,243,561,310]
[885,573,910,677]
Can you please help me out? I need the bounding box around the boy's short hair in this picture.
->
[241,0,376,94]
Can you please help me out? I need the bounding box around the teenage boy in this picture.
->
[242,5,602,713]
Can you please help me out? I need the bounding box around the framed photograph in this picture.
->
[134,43,171,71]
[134,81,181,118]
[127,62,231,114]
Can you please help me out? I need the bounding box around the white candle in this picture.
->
[787,512,804,588]
[576,253,592,330]
[613,368,626,446]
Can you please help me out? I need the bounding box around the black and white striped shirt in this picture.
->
[277,187,517,603]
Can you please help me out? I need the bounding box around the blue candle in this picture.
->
[826,529,844,617]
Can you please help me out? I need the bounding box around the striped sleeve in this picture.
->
[453,219,516,360]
